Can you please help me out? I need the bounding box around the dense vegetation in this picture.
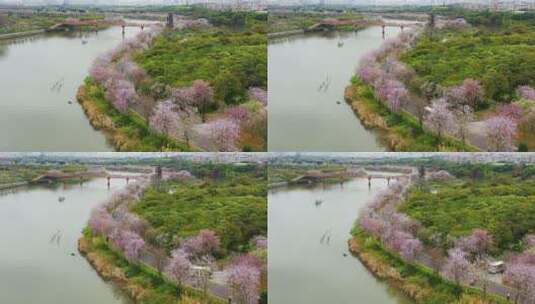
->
[136,28,266,105]
[401,11,535,104]
[400,173,535,253]
[132,167,267,253]
[268,10,363,33]
[0,164,86,184]
[0,12,104,35]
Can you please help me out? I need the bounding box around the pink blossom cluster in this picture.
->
[484,115,517,152]
[441,248,472,284]
[208,119,240,152]
[175,17,211,30]
[356,32,417,113]
[455,229,493,258]
[359,178,423,263]
[504,252,535,302]
[225,254,262,304]
[497,103,524,122]
[437,18,470,29]
[445,79,484,109]
[165,249,192,286]
[89,26,163,113]
[424,98,456,138]
[517,85,535,101]
[248,87,267,106]
[252,235,267,250]
[525,234,535,248]
[149,100,181,136]
[181,229,221,258]
[88,178,153,263]
[225,106,251,123]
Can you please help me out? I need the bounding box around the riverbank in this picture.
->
[77,80,191,152]
[0,30,45,40]
[344,78,478,151]
[349,229,508,304]
[79,232,225,304]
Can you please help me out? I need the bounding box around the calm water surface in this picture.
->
[268,26,402,151]
[269,176,414,304]
[0,25,144,151]
[0,177,135,303]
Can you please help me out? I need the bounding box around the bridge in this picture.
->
[307,18,422,32]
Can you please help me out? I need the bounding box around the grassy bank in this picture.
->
[79,230,225,304]
[345,77,478,152]
[268,11,365,33]
[349,228,508,304]
[77,79,192,152]
[0,12,105,35]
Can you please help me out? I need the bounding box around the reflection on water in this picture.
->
[268,26,402,152]
[0,26,143,151]
[269,177,414,304]
[0,177,133,304]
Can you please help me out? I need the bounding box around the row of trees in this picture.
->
[356,22,535,151]
[359,176,424,263]
[88,171,266,303]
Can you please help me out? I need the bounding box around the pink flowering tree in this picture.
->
[226,263,261,304]
[106,79,137,113]
[456,229,493,259]
[208,119,240,152]
[252,236,267,250]
[121,231,145,262]
[166,249,192,291]
[497,103,523,122]
[89,207,116,236]
[225,106,250,124]
[191,80,215,122]
[461,79,484,109]
[182,229,221,258]
[248,87,267,106]
[149,100,181,137]
[442,248,472,286]
[424,98,456,142]
[485,115,517,152]
[517,85,535,101]
[504,261,535,303]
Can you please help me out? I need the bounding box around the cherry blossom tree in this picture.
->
[504,261,535,303]
[248,87,267,106]
[182,229,221,258]
[122,231,145,262]
[358,65,382,85]
[149,100,181,137]
[89,207,115,236]
[226,106,250,123]
[442,248,472,285]
[166,249,192,290]
[226,263,261,304]
[456,229,493,259]
[252,236,267,250]
[517,85,535,101]
[106,79,137,113]
[209,119,240,152]
[525,234,535,248]
[461,79,484,109]
[497,103,523,122]
[424,98,456,141]
[400,237,423,262]
[191,80,215,122]
[485,115,517,152]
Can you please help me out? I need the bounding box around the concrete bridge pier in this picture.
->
[107,176,111,188]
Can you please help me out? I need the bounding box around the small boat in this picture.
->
[81,39,88,45]
[315,199,323,206]
[337,40,344,47]
[58,196,65,202]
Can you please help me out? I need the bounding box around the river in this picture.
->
[0,23,148,151]
[0,176,136,303]
[268,175,414,304]
[268,26,402,151]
